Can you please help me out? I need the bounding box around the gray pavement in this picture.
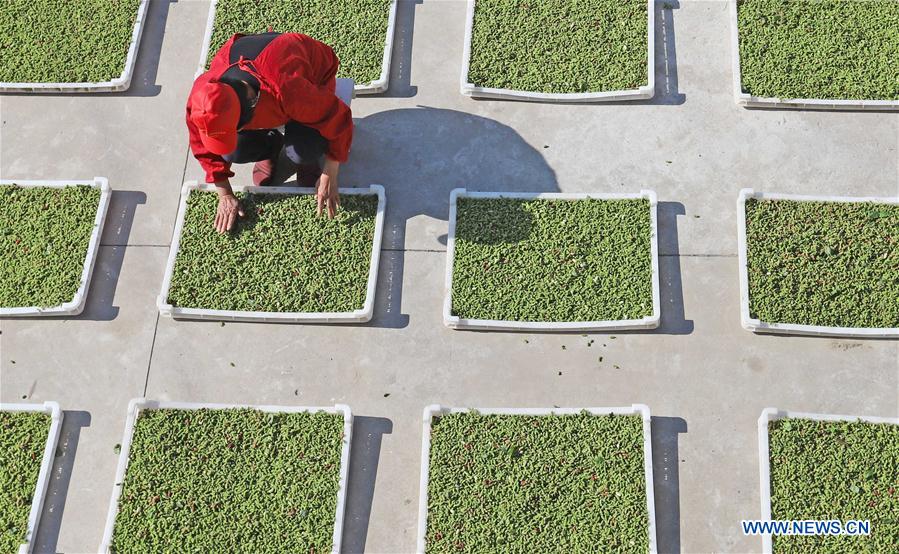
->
[1,1,897,553]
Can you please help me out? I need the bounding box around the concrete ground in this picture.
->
[1,1,897,552]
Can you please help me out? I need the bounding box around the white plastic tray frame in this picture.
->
[99,399,353,554]
[728,0,899,111]
[417,404,657,554]
[0,178,112,317]
[757,407,899,554]
[157,182,385,323]
[196,0,398,94]
[0,0,149,93]
[459,0,655,102]
[0,402,64,554]
[736,188,899,338]
[444,189,661,331]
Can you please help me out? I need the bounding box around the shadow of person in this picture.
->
[343,106,561,250]
[336,106,560,328]
[453,195,534,246]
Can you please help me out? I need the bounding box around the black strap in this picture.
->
[229,32,281,64]
[222,32,281,128]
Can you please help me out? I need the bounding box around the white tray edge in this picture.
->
[0,0,150,93]
[757,407,899,553]
[0,178,112,317]
[195,0,396,94]
[0,401,64,554]
[416,403,657,554]
[98,398,353,554]
[443,189,661,331]
[728,0,899,111]
[736,188,899,337]
[459,0,655,103]
[156,182,385,323]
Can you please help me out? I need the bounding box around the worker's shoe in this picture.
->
[296,163,322,188]
[252,158,277,187]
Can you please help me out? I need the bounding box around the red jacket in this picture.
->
[187,33,353,183]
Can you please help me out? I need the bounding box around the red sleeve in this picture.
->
[185,103,234,183]
[280,77,354,162]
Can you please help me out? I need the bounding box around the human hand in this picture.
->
[316,159,340,218]
[215,192,244,233]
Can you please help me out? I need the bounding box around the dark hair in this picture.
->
[219,33,276,129]
[230,80,256,129]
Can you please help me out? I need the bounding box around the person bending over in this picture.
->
[186,32,353,232]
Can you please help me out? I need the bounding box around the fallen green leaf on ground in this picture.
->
[426,411,648,553]
[768,418,899,553]
[744,198,899,328]
[167,191,378,313]
[451,197,653,322]
[0,185,101,308]
[0,411,51,553]
[468,0,649,94]
[0,0,142,83]
[207,0,392,86]
[737,0,899,100]
[111,408,344,553]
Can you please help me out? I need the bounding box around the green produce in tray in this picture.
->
[111,408,345,552]
[206,0,392,86]
[0,185,101,308]
[744,198,899,328]
[425,411,649,553]
[0,0,142,83]
[767,417,899,553]
[166,191,378,313]
[0,411,51,553]
[737,0,899,100]
[468,0,649,94]
[451,197,654,322]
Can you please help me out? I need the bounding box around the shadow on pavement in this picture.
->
[77,190,147,321]
[33,410,91,554]
[342,416,393,554]
[655,0,685,106]
[370,0,422,99]
[78,247,128,322]
[347,106,561,328]
[100,190,147,246]
[372,251,409,329]
[121,0,176,98]
[349,106,560,234]
[652,415,687,554]
[657,201,693,335]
